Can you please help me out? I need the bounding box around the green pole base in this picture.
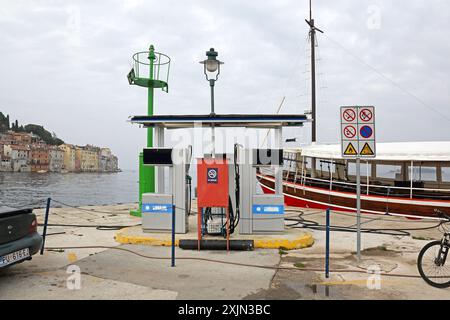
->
[130,209,142,218]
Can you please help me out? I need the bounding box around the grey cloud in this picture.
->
[0,0,449,169]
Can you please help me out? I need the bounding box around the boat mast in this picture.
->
[306,0,323,143]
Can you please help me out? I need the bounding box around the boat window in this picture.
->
[318,160,336,174]
[408,165,437,182]
[305,157,312,169]
[375,164,401,179]
[442,166,450,182]
[347,162,372,176]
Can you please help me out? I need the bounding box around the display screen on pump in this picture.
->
[143,148,173,166]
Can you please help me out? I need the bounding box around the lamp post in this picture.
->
[200,48,223,157]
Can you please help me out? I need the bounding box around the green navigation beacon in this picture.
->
[127,45,171,217]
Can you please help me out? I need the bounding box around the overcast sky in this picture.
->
[1,0,449,169]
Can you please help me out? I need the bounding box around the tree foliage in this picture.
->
[0,111,64,145]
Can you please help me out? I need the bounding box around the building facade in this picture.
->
[80,145,99,172]
[60,144,76,172]
[49,147,64,173]
[30,144,49,172]
[0,131,119,173]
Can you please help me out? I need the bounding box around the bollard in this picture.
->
[325,208,330,279]
[40,197,51,255]
[171,205,176,267]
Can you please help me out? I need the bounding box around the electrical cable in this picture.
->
[38,223,141,231]
[284,211,444,237]
[43,245,424,279]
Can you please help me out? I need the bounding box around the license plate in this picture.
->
[0,248,30,268]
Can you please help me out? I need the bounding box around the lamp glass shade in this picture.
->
[206,59,219,73]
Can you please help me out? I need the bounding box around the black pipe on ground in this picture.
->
[179,239,254,251]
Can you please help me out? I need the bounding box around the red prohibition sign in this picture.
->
[343,125,357,139]
[343,109,356,122]
[359,108,373,122]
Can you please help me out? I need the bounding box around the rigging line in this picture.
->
[260,34,310,148]
[261,96,286,148]
[323,33,450,123]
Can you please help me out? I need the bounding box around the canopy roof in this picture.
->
[295,141,450,162]
[129,114,308,129]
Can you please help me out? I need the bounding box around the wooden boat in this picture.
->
[258,142,450,220]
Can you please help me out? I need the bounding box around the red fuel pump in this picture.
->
[197,158,230,251]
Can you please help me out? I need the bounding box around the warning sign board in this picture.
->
[344,143,358,156]
[340,106,376,158]
[359,141,375,156]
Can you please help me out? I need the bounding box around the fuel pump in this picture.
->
[141,147,192,234]
[238,148,285,234]
[196,152,241,239]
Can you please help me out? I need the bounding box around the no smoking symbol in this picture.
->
[343,125,357,139]
[343,109,356,122]
[208,169,217,179]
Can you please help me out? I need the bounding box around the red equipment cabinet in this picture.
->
[197,158,229,207]
[196,158,230,251]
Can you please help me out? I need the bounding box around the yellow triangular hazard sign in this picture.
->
[360,143,375,156]
[344,143,357,156]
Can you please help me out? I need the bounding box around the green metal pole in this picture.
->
[147,45,156,189]
[132,45,156,217]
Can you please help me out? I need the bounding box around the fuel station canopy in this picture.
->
[129,114,309,129]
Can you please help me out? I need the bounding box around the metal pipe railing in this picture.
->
[259,167,450,194]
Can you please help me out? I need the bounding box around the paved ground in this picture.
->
[1,202,450,300]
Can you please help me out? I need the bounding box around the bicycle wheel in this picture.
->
[418,240,450,288]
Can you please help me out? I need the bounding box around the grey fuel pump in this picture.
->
[238,148,285,234]
[141,147,192,234]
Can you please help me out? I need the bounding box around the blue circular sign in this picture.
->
[360,125,373,139]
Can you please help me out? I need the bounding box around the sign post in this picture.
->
[340,106,376,261]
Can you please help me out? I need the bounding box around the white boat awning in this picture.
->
[297,141,450,162]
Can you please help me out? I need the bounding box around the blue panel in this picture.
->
[252,205,285,215]
[142,203,173,214]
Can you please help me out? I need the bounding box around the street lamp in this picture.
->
[200,48,224,157]
[200,48,224,115]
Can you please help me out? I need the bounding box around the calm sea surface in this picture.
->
[1,165,448,209]
[0,171,139,208]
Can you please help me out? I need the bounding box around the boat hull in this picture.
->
[258,174,450,220]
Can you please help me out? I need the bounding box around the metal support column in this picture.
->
[155,126,165,194]
[274,127,283,195]
[356,158,362,261]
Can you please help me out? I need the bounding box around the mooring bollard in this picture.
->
[171,205,176,267]
[325,208,330,279]
[40,197,51,255]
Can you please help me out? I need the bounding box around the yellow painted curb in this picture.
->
[115,228,180,247]
[115,227,314,250]
[254,234,314,250]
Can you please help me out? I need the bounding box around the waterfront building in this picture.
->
[0,143,12,172]
[0,131,14,145]
[30,144,49,172]
[11,132,32,145]
[60,144,76,172]
[75,146,82,172]
[78,145,99,172]
[0,156,12,172]
[110,155,119,172]
[49,146,64,172]
[3,144,31,172]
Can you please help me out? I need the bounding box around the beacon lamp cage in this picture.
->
[127,50,171,92]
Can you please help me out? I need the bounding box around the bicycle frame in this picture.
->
[436,233,450,267]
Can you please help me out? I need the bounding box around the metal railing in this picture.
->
[259,166,450,199]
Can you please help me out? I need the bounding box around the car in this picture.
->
[0,206,43,268]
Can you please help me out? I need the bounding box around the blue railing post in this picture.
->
[325,208,330,279]
[40,197,51,255]
[171,204,176,267]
